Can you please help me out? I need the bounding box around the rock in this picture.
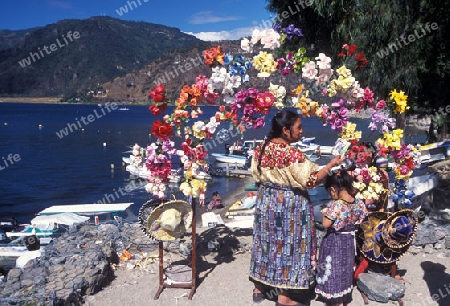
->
[413,225,439,246]
[179,241,192,257]
[357,272,406,303]
[445,236,450,249]
[408,245,423,255]
[424,244,435,253]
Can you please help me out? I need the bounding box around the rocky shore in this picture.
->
[1,162,450,305]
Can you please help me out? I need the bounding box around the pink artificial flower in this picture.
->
[364,87,374,103]
[375,100,386,110]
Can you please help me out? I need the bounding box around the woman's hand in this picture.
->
[326,155,346,170]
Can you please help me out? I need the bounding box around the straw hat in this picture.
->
[146,199,192,241]
[381,209,418,249]
[356,211,409,264]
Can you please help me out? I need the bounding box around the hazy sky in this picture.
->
[0,0,275,41]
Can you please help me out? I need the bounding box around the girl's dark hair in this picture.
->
[324,170,355,195]
[257,110,299,173]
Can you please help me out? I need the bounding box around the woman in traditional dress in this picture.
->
[250,110,344,306]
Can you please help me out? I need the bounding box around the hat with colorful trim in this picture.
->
[356,211,410,264]
[381,209,418,249]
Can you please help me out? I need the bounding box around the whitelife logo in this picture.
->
[56,103,118,139]
[18,31,81,68]
[116,0,149,16]
[376,22,438,58]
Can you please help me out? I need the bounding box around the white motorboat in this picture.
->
[211,153,248,167]
[5,212,90,240]
[419,141,450,164]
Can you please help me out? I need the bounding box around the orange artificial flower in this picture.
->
[204,45,225,66]
[292,84,303,96]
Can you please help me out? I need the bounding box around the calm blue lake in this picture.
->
[0,102,425,224]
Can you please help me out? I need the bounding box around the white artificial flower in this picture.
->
[315,53,332,70]
[260,29,281,49]
[302,61,318,82]
[251,29,261,45]
[205,116,219,134]
[240,37,253,53]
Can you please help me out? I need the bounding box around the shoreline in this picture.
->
[0,97,61,103]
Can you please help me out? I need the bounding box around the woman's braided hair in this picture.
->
[257,110,299,173]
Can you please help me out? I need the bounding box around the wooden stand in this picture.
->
[154,198,197,300]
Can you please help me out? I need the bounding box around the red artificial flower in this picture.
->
[181,138,193,156]
[149,103,167,116]
[149,84,167,103]
[355,52,365,61]
[151,120,173,139]
[192,145,208,163]
[403,158,415,170]
[347,44,357,56]
[337,51,346,58]
[254,92,275,114]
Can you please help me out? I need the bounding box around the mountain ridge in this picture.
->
[0,16,206,100]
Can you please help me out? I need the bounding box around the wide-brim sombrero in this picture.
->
[138,198,164,239]
[146,199,192,241]
[356,211,409,264]
[381,209,418,249]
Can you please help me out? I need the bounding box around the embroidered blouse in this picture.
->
[324,199,367,231]
[251,141,320,190]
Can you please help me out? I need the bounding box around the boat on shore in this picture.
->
[419,141,450,164]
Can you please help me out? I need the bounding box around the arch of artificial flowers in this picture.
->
[144,25,420,211]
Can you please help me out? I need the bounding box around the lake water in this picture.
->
[0,102,426,224]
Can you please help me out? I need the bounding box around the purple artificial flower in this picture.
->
[338,107,349,118]
[247,88,259,99]
[161,138,176,156]
[235,89,248,104]
[229,102,240,114]
[243,103,257,116]
[253,117,266,128]
[282,24,303,39]
[273,24,282,32]
[332,98,345,108]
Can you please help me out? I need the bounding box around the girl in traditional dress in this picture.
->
[315,170,367,306]
[249,110,345,306]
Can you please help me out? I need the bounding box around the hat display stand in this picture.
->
[355,209,418,306]
[153,197,197,300]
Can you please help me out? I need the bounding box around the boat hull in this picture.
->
[211,153,248,166]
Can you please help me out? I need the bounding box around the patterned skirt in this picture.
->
[315,229,355,303]
[249,182,316,289]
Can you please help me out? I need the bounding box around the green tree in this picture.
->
[265,0,449,117]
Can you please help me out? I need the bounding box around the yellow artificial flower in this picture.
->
[390,89,409,114]
[179,181,192,197]
[341,122,362,142]
[295,90,314,117]
[315,104,324,117]
[382,129,403,150]
[252,51,277,77]
[327,81,337,97]
[333,75,356,91]
[336,65,352,78]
